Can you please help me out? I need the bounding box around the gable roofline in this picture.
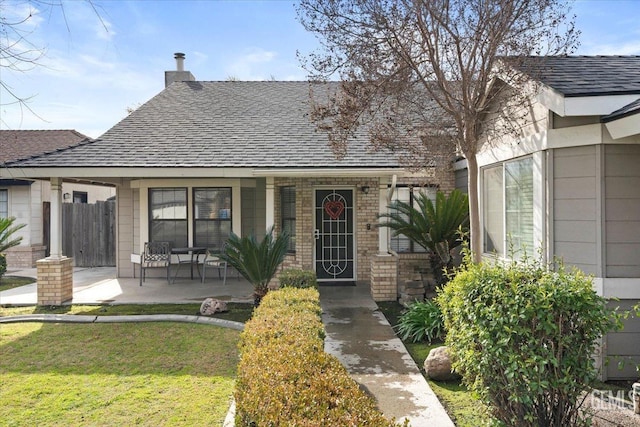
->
[499,56,640,117]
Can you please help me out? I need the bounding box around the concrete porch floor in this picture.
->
[0,267,255,305]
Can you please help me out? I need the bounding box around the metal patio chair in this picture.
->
[139,241,171,286]
[201,248,228,285]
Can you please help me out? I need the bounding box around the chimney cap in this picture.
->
[174,52,185,59]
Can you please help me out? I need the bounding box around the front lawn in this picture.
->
[0,320,241,426]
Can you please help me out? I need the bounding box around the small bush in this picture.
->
[437,254,622,427]
[279,268,318,288]
[395,300,445,343]
[235,287,398,426]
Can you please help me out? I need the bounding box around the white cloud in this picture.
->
[95,19,116,41]
[225,47,278,80]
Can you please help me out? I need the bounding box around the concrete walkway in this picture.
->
[320,284,454,426]
[1,267,454,426]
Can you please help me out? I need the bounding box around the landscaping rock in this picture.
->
[424,346,461,382]
[199,298,228,315]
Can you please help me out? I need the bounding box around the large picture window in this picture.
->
[389,186,436,253]
[0,190,7,218]
[281,186,296,252]
[483,157,533,258]
[193,188,232,251]
[149,188,188,247]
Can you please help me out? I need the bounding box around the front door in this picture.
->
[314,189,355,282]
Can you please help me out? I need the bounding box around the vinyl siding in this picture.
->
[606,299,640,380]
[605,144,640,277]
[116,184,135,278]
[553,146,598,275]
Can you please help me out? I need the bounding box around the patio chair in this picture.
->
[140,241,171,286]
[202,248,227,285]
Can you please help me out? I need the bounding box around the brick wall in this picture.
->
[275,177,379,282]
[370,253,398,301]
[36,257,73,305]
[4,245,47,269]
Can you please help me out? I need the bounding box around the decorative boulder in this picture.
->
[199,298,228,315]
[424,346,461,381]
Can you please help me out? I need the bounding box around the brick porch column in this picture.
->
[370,253,398,301]
[37,257,73,305]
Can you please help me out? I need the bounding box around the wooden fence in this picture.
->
[43,200,116,267]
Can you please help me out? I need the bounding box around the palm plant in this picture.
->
[0,217,26,279]
[220,227,290,306]
[379,189,469,286]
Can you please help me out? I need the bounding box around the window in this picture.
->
[483,157,534,257]
[281,186,296,252]
[389,186,437,253]
[73,191,88,203]
[0,190,7,218]
[193,188,232,250]
[149,188,188,247]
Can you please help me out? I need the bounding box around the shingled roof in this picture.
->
[0,129,90,164]
[5,81,405,169]
[515,56,640,97]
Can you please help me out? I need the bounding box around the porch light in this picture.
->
[361,186,370,194]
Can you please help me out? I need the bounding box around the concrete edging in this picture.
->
[0,313,245,330]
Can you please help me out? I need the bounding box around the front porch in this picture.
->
[0,267,257,305]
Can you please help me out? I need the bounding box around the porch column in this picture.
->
[49,177,63,259]
[378,178,389,254]
[37,177,73,305]
[265,176,275,230]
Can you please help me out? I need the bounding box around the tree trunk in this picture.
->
[467,155,481,263]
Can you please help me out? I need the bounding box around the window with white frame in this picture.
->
[149,188,188,248]
[0,190,7,218]
[483,157,534,258]
[389,186,437,253]
[193,187,232,250]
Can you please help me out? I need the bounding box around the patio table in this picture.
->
[171,247,207,282]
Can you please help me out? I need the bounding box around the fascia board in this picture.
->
[252,168,403,177]
[0,167,258,180]
[564,94,640,116]
[604,113,640,139]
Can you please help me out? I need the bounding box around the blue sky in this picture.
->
[1,0,639,138]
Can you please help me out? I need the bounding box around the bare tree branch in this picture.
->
[297,0,579,260]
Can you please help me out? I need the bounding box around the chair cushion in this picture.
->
[142,261,169,268]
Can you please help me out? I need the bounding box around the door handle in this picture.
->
[314,229,320,240]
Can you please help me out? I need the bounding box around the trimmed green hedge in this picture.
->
[235,287,398,426]
[279,268,318,289]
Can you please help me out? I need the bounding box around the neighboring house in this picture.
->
[460,56,640,379]
[0,130,116,268]
[0,55,455,301]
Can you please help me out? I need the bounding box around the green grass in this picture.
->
[1,321,241,426]
[0,303,255,323]
[377,301,491,426]
[0,276,35,292]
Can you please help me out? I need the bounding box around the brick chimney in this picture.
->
[164,52,196,87]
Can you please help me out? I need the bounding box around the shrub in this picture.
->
[235,287,399,426]
[437,255,622,427]
[0,254,6,279]
[279,268,318,289]
[220,226,289,305]
[395,300,445,343]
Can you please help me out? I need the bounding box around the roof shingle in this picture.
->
[0,129,90,164]
[7,82,404,169]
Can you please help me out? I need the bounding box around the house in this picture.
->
[0,130,116,268]
[462,55,640,379]
[0,54,454,305]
